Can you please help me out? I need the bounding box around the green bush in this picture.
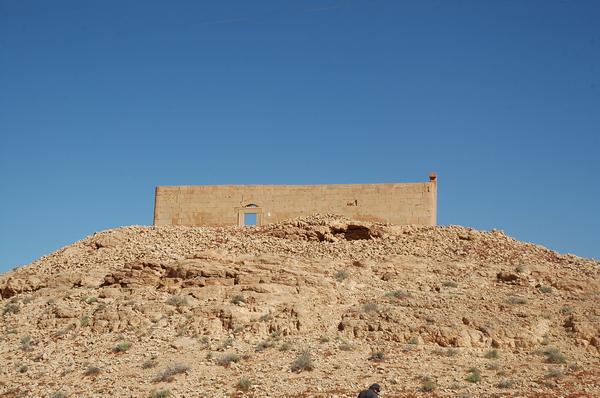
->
[506,296,528,305]
[362,302,378,313]
[231,295,245,305]
[334,270,349,282]
[114,341,132,352]
[465,367,481,383]
[237,377,253,391]
[545,368,564,378]
[20,336,33,351]
[84,366,102,376]
[484,349,499,359]
[386,290,411,299]
[421,377,436,392]
[153,363,190,382]
[142,359,158,369]
[279,342,291,351]
[166,295,189,308]
[291,351,314,372]
[368,350,385,361]
[434,347,459,357]
[256,338,275,352]
[338,340,353,351]
[259,313,272,322]
[217,353,240,366]
[80,315,91,327]
[2,302,20,315]
[538,286,553,294]
[497,379,515,388]
[149,389,171,398]
[543,347,566,364]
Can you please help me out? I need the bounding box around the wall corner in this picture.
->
[429,173,437,225]
[153,186,160,225]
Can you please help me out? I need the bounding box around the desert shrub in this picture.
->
[237,377,253,391]
[484,349,499,359]
[386,290,411,299]
[279,342,291,351]
[560,306,573,314]
[219,337,234,350]
[84,366,102,376]
[50,392,68,398]
[80,315,90,327]
[362,302,378,313]
[568,362,581,372]
[538,286,553,294]
[84,296,98,304]
[166,295,189,308]
[2,302,20,315]
[142,359,158,369]
[421,376,436,392]
[232,325,245,335]
[114,341,132,352]
[487,361,500,370]
[543,347,566,364]
[516,265,526,273]
[407,336,419,345]
[497,379,515,388]
[256,338,276,352]
[368,350,385,361]
[545,368,564,378]
[319,336,330,343]
[465,367,481,383]
[434,347,459,357]
[153,363,190,382]
[17,363,28,373]
[259,313,272,322]
[291,351,314,372]
[339,340,353,351]
[20,336,33,351]
[231,294,245,305]
[442,280,458,288]
[541,334,550,345]
[149,389,171,398]
[506,296,528,305]
[217,353,240,366]
[334,270,349,282]
[54,323,75,338]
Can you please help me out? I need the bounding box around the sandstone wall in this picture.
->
[153,176,437,227]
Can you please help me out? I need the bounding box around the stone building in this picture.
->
[153,174,437,227]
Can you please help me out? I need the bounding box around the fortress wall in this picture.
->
[154,178,437,227]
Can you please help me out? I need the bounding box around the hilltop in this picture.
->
[1,215,599,397]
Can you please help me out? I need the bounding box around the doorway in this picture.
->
[244,212,257,226]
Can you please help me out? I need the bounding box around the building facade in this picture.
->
[153,174,437,227]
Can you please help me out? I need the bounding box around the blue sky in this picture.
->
[1,0,599,272]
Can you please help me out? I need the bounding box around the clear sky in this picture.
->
[1,0,599,272]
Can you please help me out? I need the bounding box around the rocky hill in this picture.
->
[1,215,599,397]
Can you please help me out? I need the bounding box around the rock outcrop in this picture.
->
[1,215,598,397]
